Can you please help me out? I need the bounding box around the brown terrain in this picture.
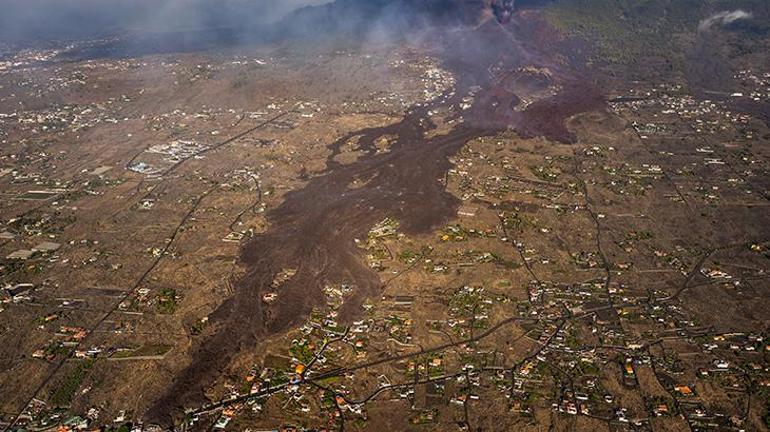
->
[0,1,768,431]
[147,14,605,422]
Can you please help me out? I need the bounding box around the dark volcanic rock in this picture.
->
[145,3,603,425]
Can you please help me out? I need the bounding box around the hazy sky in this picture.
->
[0,0,335,44]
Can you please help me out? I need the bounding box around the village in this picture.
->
[0,6,769,432]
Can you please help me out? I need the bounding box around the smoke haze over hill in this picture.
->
[0,0,528,49]
[0,0,334,45]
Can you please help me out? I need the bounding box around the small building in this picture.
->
[458,205,478,218]
[213,416,231,430]
[223,232,245,243]
[713,359,730,369]
[654,404,669,416]
[393,295,415,306]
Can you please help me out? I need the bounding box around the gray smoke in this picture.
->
[0,0,522,58]
[698,9,753,32]
[0,0,333,45]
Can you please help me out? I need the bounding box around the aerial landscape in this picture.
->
[0,0,768,431]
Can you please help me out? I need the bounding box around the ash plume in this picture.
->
[698,9,753,32]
